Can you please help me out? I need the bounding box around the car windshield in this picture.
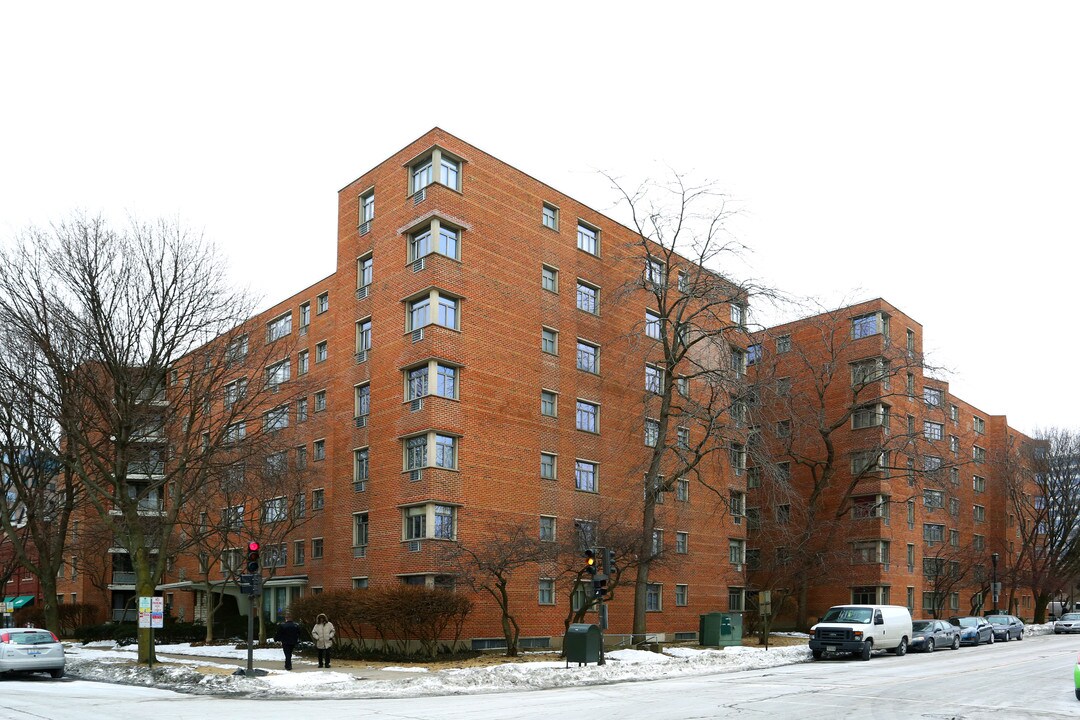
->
[912,621,932,631]
[1060,613,1080,621]
[956,617,977,627]
[821,607,873,623]
[987,616,1008,625]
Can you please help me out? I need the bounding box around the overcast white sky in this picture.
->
[1,2,1075,435]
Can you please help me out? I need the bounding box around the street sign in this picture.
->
[138,597,164,629]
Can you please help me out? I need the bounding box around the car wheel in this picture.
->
[812,649,823,660]
[49,668,64,679]
[894,638,907,656]
[1018,630,1023,641]
[988,632,995,644]
[860,641,872,661]
[951,635,960,650]
[1002,631,1010,642]
[1075,687,1080,701]
[925,638,935,653]
[973,634,980,646]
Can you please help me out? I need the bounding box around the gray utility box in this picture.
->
[699,612,743,647]
[564,623,602,665]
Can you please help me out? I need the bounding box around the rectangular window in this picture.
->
[405,506,426,539]
[675,584,688,607]
[354,448,369,486]
[973,475,985,493]
[265,405,289,431]
[317,293,329,314]
[540,452,556,480]
[312,538,324,560]
[576,281,599,314]
[356,318,372,352]
[730,303,745,326]
[974,534,985,552]
[675,531,688,554]
[974,505,985,523]
[576,400,599,433]
[440,156,460,189]
[950,404,959,422]
[299,302,311,329]
[407,366,427,400]
[295,445,307,469]
[437,226,459,259]
[353,512,369,547]
[409,297,430,328]
[729,539,745,565]
[266,359,290,386]
[576,340,599,374]
[645,310,661,339]
[313,439,325,461]
[267,313,292,342]
[852,312,884,339]
[541,390,557,417]
[436,364,457,399]
[541,327,558,355]
[730,348,746,375]
[539,516,556,542]
[924,421,944,441]
[577,222,598,255]
[646,258,665,286]
[294,540,305,565]
[432,504,455,539]
[746,344,762,366]
[923,523,945,544]
[542,204,558,230]
[224,379,248,407]
[226,334,249,365]
[647,583,662,611]
[645,365,663,394]
[852,404,888,429]
[949,435,960,454]
[677,426,690,449]
[973,416,986,434]
[316,341,328,363]
[406,436,427,470]
[676,478,690,502]
[949,497,960,516]
[358,254,373,289]
[411,158,433,193]
[677,271,689,293]
[575,460,597,492]
[297,397,308,422]
[435,434,457,469]
[312,488,324,510]
[973,446,986,463]
[542,265,558,292]
[225,421,246,444]
[314,389,327,412]
[539,578,555,605]
[358,386,371,418]
[923,387,943,406]
[851,357,888,386]
[360,191,375,224]
[437,296,458,329]
[263,496,286,523]
[923,489,945,509]
[644,418,659,447]
[297,350,309,375]
[776,334,791,353]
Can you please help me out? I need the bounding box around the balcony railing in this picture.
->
[111,571,136,585]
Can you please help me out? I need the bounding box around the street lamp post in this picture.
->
[991,552,1000,614]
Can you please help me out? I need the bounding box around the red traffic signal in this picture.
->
[246,541,261,572]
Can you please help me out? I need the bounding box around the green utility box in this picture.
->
[699,612,743,647]
[564,623,602,665]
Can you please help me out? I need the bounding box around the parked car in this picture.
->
[986,614,1024,641]
[0,628,65,678]
[809,604,913,660]
[949,616,995,646]
[910,619,961,652]
[1055,613,1080,634]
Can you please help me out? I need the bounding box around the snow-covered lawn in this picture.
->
[62,623,1056,700]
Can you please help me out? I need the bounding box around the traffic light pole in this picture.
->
[246,594,255,676]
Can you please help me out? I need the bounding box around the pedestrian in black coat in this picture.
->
[274,614,301,670]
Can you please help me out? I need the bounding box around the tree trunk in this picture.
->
[632,498,656,644]
[36,575,62,636]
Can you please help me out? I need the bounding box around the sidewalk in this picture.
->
[155,651,430,681]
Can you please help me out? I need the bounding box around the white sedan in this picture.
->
[1055,613,1080,635]
[0,628,65,678]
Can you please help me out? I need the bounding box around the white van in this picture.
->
[809,604,913,660]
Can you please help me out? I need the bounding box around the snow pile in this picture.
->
[64,641,811,699]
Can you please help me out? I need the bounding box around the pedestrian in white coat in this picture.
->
[311,613,336,668]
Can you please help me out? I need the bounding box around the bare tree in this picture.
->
[0,214,301,663]
[605,171,767,644]
[747,303,952,627]
[919,543,980,619]
[443,521,555,657]
[1004,428,1080,622]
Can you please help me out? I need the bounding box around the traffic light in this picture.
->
[605,549,616,576]
[246,541,261,573]
[592,575,608,597]
[583,549,597,576]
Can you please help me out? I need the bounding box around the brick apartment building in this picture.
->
[51,131,1040,641]
[746,299,1038,624]
[55,128,749,645]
